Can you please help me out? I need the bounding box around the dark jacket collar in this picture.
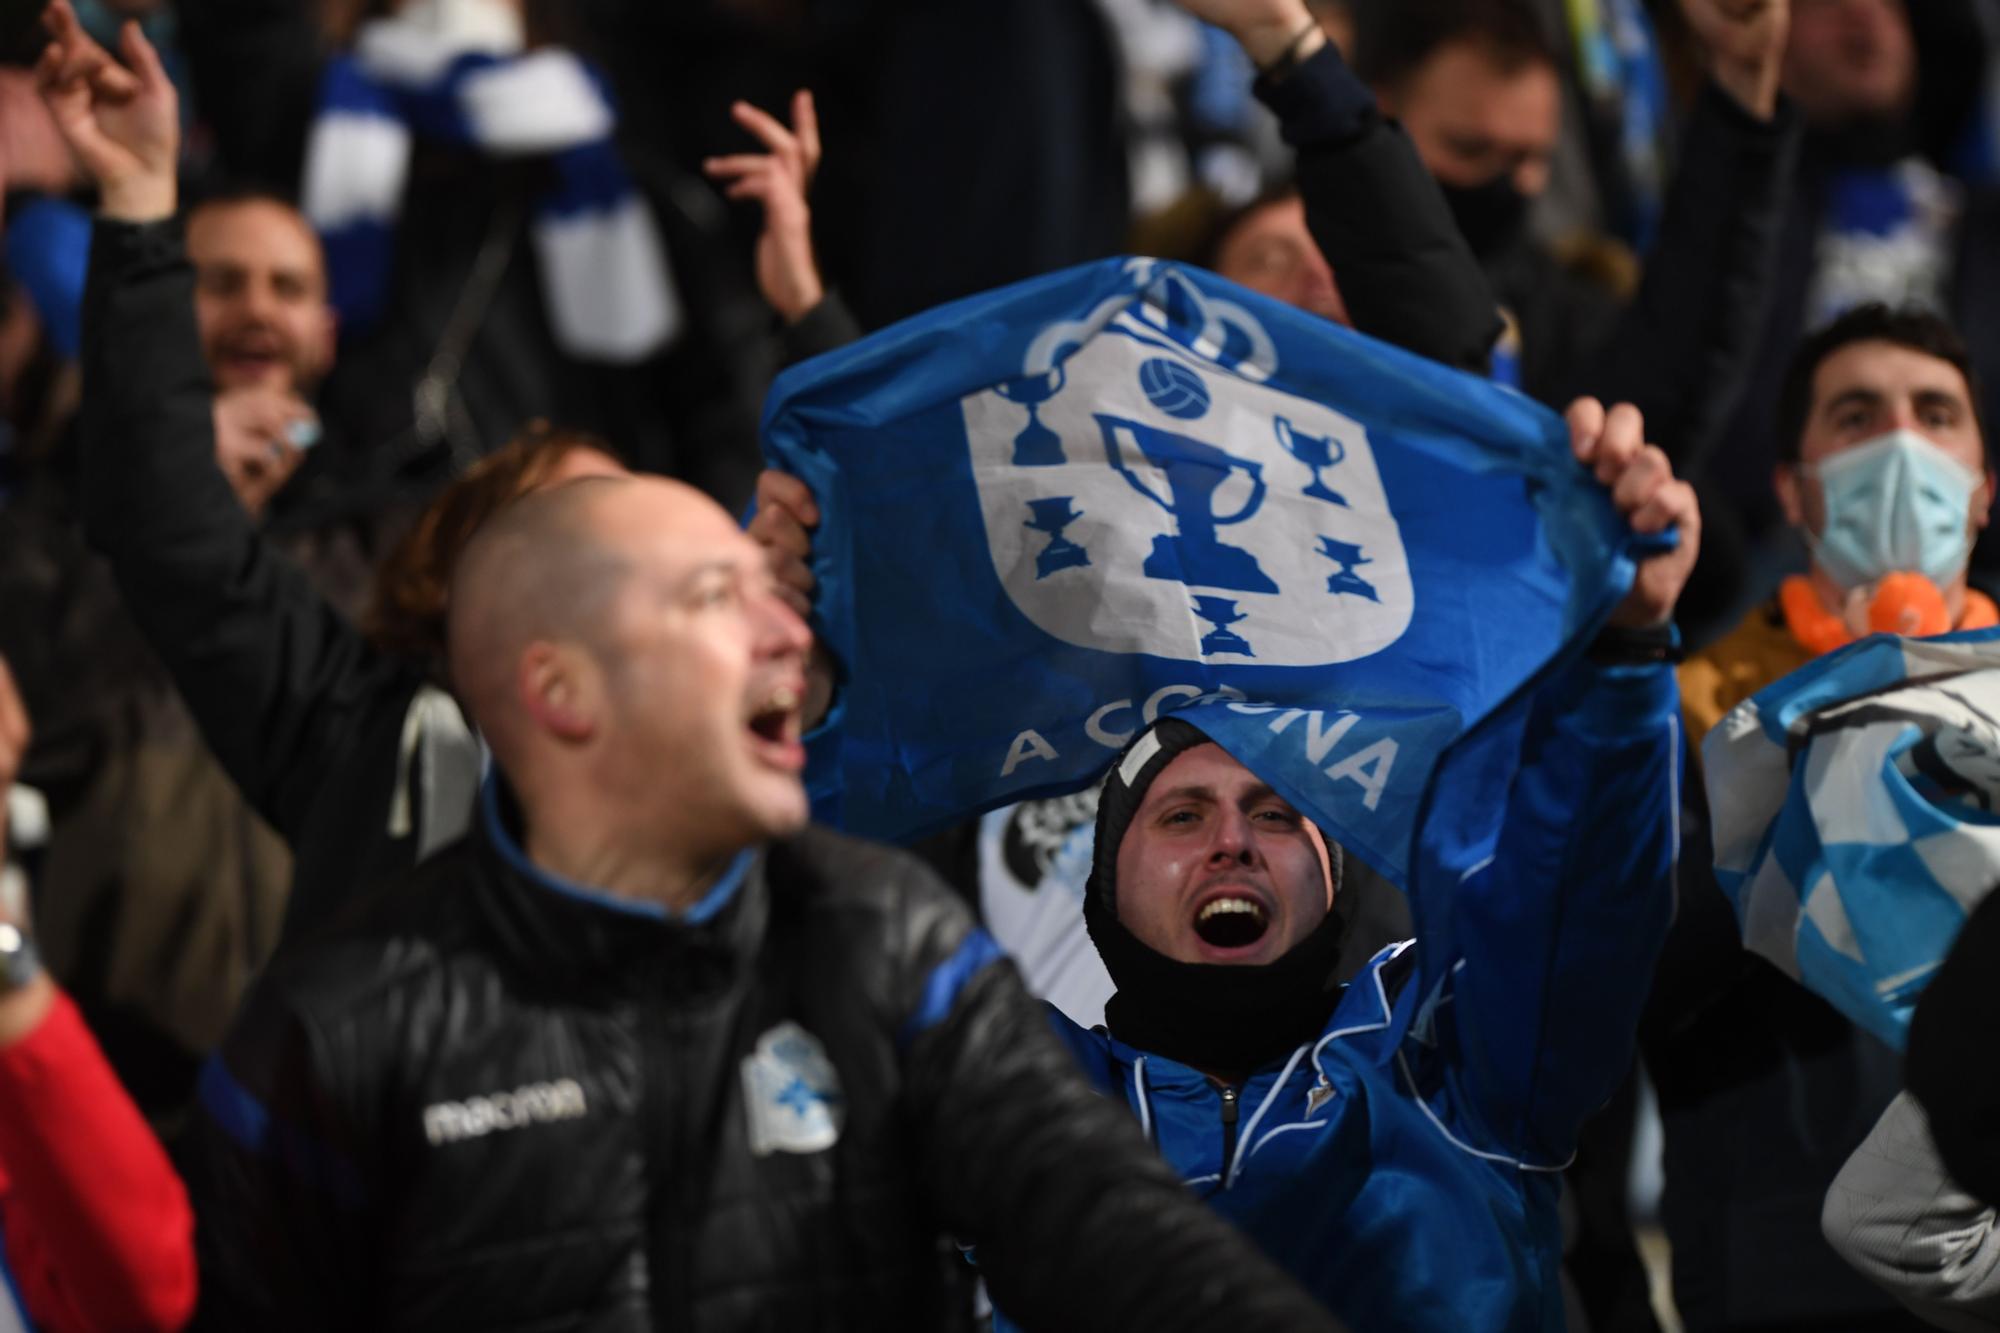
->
[468,774,766,997]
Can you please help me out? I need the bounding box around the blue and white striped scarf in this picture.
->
[301,16,680,364]
[1705,628,2000,1048]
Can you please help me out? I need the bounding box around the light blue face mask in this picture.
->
[1805,429,1984,590]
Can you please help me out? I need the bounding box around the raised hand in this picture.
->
[704,90,826,324]
[744,468,836,725]
[33,0,178,220]
[1681,0,1789,121]
[212,388,317,518]
[1566,397,1702,629]
[1170,0,1325,70]
[746,467,819,621]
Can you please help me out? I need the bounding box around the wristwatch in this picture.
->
[0,921,41,994]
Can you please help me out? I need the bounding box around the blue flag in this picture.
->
[763,257,1642,889]
[1704,628,2000,1049]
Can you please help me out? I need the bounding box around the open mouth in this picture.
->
[218,348,286,381]
[1193,896,1269,951]
[746,683,805,768]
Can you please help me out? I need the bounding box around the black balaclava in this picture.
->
[1083,717,1347,1076]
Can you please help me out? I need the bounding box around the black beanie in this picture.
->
[1083,717,1348,1076]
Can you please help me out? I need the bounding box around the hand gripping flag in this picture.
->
[1705,628,2000,1049]
[763,257,1646,889]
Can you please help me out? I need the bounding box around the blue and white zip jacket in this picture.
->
[1029,661,1681,1333]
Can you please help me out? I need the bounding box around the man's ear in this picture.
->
[1305,821,1335,911]
[517,641,597,744]
[1774,462,1806,529]
[1979,468,1997,532]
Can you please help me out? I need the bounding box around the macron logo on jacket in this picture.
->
[422,1079,588,1145]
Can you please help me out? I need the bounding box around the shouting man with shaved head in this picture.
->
[188,470,1348,1330]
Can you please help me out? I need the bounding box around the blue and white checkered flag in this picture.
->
[765,257,1649,891]
[1705,628,2000,1049]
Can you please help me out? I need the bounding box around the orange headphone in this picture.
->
[1780,572,1994,656]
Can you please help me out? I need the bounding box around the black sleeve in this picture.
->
[1258,43,1503,375]
[1561,82,1803,473]
[779,292,866,369]
[1640,738,1757,1041]
[1906,888,2000,1207]
[174,0,324,190]
[897,900,1346,1331]
[78,218,410,844]
[185,977,375,1329]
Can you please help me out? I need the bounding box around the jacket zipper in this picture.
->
[640,972,692,1333]
[1219,1084,1240,1179]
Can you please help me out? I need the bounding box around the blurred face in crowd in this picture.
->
[1782,0,1916,126]
[1376,40,1561,198]
[188,198,336,396]
[581,482,814,854]
[1213,196,1350,326]
[1114,745,1332,967]
[1777,339,1992,539]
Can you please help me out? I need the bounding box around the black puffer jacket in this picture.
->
[187,784,1346,1331]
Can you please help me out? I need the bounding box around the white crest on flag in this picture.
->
[963,289,1413,667]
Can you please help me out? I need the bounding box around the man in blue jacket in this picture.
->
[1006,397,1695,1333]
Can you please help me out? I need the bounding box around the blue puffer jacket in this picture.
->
[1007,662,1680,1333]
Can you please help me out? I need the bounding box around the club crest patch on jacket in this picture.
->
[742,1021,844,1156]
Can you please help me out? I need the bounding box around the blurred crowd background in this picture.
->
[4,0,2000,1329]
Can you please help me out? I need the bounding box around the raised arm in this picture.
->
[704,88,864,364]
[716,88,851,717]
[39,0,406,841]
[1185,0,1503,373]
[1420,401,1694,1165]
[1559,0,1799,472]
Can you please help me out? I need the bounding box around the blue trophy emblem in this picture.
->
[1023,497,1091,579]
[1192,596,1255,657]
[1316,536,1379,602]
[994,365,1068,467]
[1095,413,1278,594]
[1275,417,1349,506]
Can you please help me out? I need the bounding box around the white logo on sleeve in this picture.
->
[742,1021,844,1156]
[963,272,1413,668]
[422,1078,588,1145]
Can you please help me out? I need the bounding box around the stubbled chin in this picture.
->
[753,778,811,837]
